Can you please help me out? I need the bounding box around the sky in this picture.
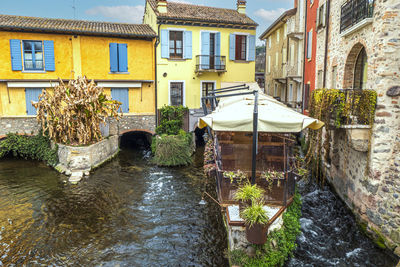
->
[1,0,293,45]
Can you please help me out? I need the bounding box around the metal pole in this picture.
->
[283,137,287,206]
[251,91,259,184]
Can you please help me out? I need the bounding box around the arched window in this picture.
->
[353,47,368,89]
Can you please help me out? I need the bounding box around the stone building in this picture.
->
[260,2,305,111]
[315,0,400,255]
[260,8,296,103]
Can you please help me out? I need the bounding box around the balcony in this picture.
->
[195,55,226,74]
[340,0,374,35]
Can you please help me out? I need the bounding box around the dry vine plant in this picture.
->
[33,76,122,146]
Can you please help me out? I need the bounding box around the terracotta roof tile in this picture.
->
[0,14,157,38]
[148,0,258,26]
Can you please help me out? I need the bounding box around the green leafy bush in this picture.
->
[230,190,302,267]
[156,105,188,135]
[0,133,58,166]
[153,131,193,166]
[242,201,269,227]
[234,183,265,203]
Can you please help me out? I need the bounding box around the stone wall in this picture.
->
[109,114,156,135]
[318,0,400,255]
[0,116,40,136]
[0,114,156,137]
[56,135,119,182]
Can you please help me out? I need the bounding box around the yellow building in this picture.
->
[143,0,258,129]
[0,14,157,135]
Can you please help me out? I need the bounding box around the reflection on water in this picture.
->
[0,148,229,266]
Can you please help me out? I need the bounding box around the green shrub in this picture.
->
[156,105,188,135]
[0,133,59,166]
[230,190,302,267]
[153,132,193,166]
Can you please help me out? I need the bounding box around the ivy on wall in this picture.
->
[306,89,377,183]
[156,105,189,136]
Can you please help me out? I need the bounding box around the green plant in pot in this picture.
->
[223,170,247,185]
[242,200,270,245]
[234,182,264,214]
[261,169,284,191]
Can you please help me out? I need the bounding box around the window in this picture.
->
[268,37,271,48]
[317,4,326,28]
[318,70,323,88]
[268,55,271,73]
[25,88,43,115]
[331,66,337,88]
[306,30,313,59]
[275,52,279,67]
[297,84,302,102]
[202,82,215,107]
[235,35,247,60]
[276,30,280,43]
[354,47,368,89]
[230,34,255,61]
[274,84,278,97]
[282,48,287,64]
[290,44,295,66]
[169,31,183,59]
[310,0,314,5]
[170,82,184,106]
[111,88,129,113]
[23,41,43,70]
[109,43,128,73]
[289,83,293,101]
[284,24,287,37]
[304,84,310,110]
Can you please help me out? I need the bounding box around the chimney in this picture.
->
[237,0,246,14]
[157,0,167,13]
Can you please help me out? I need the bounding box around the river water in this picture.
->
[0,145,398,266]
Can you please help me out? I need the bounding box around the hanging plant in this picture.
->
[261,169,284,191]
[223,170,247,184]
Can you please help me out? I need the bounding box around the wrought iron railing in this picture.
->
[196,55,226,72]
[340,0,374,33]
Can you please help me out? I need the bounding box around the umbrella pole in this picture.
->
[251,91,259,185]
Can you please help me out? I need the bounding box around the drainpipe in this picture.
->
[301,1,308,113]
[286,31,290,104]
[155,23,161,126]
[322,0,331,88]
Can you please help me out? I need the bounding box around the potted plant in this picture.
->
[261,169,284,190]
[242,200,270,245]
[223,170,247,185]
[203,148,214,164]
[234,182,264,213]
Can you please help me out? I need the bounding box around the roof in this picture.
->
[259,8,296,40]
[147,0,258,27]
[0,14,157,39]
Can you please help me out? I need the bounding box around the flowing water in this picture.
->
[0,144,398,266]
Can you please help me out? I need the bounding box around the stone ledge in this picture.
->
[56,135,119,183]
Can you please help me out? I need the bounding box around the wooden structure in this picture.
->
[213,131,296,207]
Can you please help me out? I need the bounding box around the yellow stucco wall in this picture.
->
[0,31,74,80]
[80,36,155,81]
[0,31,155,116]
[143,5,256,109]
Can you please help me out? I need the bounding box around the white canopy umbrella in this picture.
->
[199,93,324,132]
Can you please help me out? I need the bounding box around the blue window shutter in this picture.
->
[25,88,42,115]
[118,43,128,72]
[161,30,169,59]
[183,31,192,59]
[215,32,222,69]
[109,43,118,72]
[10,39,22,71]
[201,31,210,69]
[111,88,129,113]
[248,35,256,61]
[43,40,55,71]
[229,34,236,61]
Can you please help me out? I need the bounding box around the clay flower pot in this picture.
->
[245,223,268,245]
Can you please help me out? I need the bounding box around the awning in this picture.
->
[199,93,324,133]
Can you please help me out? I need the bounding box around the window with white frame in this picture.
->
[170,82,184,106]
[277,30,280,43]
[275,52,279,67]
[306,30,313,59]
[268,55,271,73]
[274,84,278,97]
